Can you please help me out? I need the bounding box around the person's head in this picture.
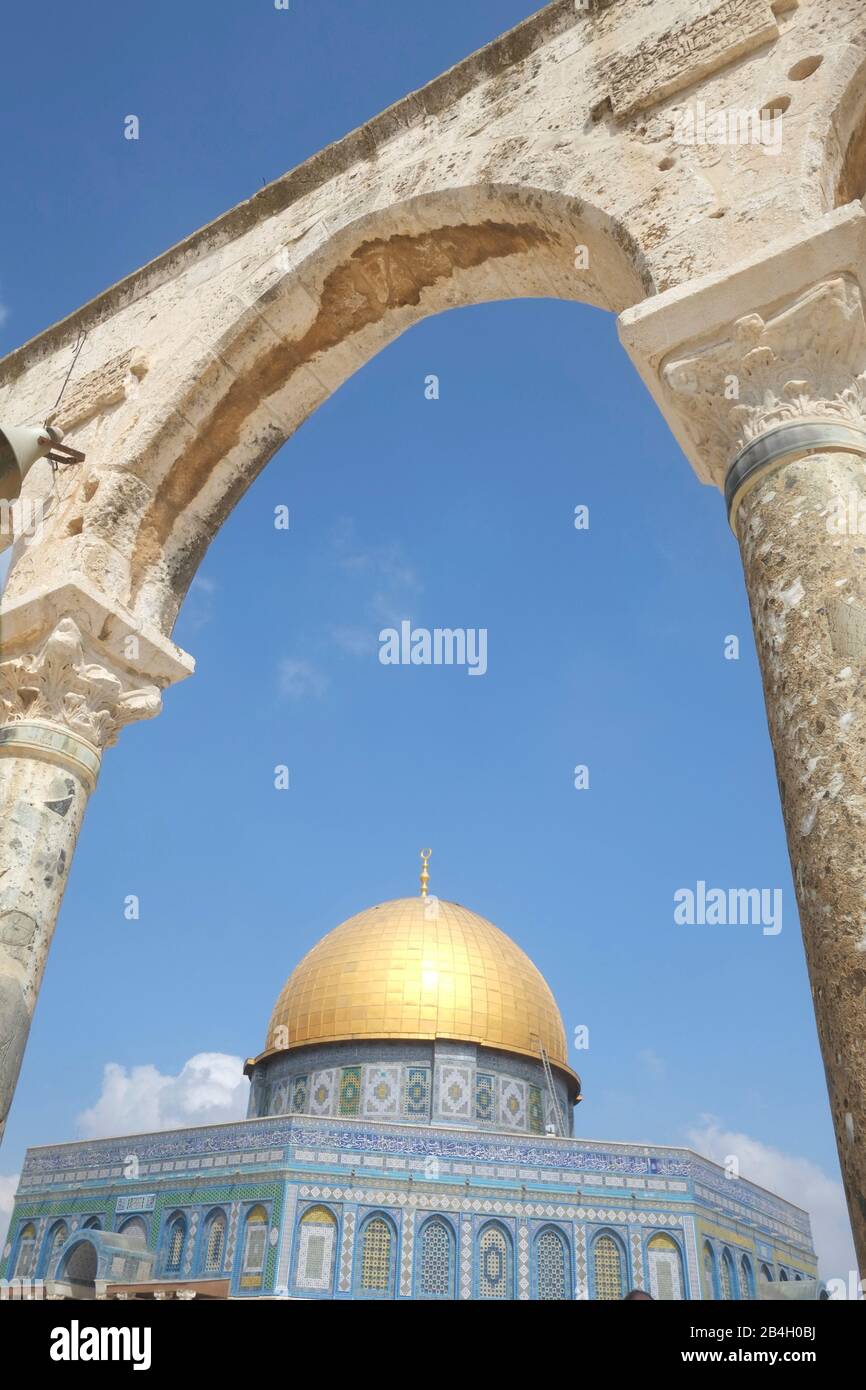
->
[623,1288,654,1300]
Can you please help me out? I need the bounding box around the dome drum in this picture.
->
[247,1037,576,1137]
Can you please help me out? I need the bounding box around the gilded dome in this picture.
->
[264,896,575,1079]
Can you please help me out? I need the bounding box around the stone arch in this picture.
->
[117,181,652,635]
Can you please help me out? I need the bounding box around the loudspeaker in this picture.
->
[0,424,61,503]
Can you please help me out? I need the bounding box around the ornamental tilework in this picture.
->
[475,1073,494,1123]
[537,1228,567,1300]
[339,1067,361,1117]
[363,1065,400,1118]
[182,1211,199,1277]
[499,1078,527,1130]
[399,1208,415,1296]
[296,1220,337,1291]
[270,1082,289,1116]
[291,1076,308,1114]
[684,1215,701,1301]
[460,1219,473,1299]
[630,1230,645,1289]
[517,1223,530,1300]
[276,1188,297,1294]
[419,1219,452,1297]
[528,1085,543,1135]
[226,1202,240,1267]
[437,1066,472,1121]
[310,1070,336,1117]
[404,1067,431,1119]
[338,1211,356,1293]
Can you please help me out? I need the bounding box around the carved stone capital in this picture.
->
[619,204,866,489]
[0,580,193,751]
[0,616,161,748]
[661,277,866,485]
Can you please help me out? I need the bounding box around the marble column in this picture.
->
[0,582,192,1142]
[620,207,866,1275]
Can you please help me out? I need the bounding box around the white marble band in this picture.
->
[0,720,101,792]
[726,421,866,530]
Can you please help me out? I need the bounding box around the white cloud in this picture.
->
[277,657,328,700]
[330,624,372,657]
[687,1115,858,1285]
[638,1048,666,1080]
[331,518,422,632]
[76,1052,248,1139]
[0,1173,19,1252]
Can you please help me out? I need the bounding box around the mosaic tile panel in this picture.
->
[339,1067,361,1117]
[275,1188,297,1295]
[630,1230,645,1289]
[338,1210,356,1293]
[291,1076,308,1114]
[363,1065,400,1118]
[528,1085,543,1135]
[475,1073,494,1124]
[399,1208,415,1296]
[404,1067,431,1119]
[310,1070,336,1117]
[499,1078,527,1130]
[460,1219,473,1299]
[517,1222,530,1300]
[270,1081,289,1117]
[684,1215,701,1300]
[437,1065,472,1121]
[295,1221,336,1291]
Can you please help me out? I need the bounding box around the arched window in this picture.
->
[760,1262,773,1282]
[720,1248,735,1300]
[240,1205,268,1286]
[165,1214,187,1273]
[593,1232,625,1300]
[647,1233,684,1301]
[202,1210,227,1274]
[417,1217,454,1299]
[740,1254,755,1300]
[295,1205,337,1293]
[44,1221,69,1278]
[13,1223,37,1280]
[779,1268,788,1282]
[83,1217,102,1231]
[794,1272,803,1282]
[358,1215,394,1296]
[703,1241,719,1299]
[478,1224,512,1300]
[118,1216,147,1244]
[536,1227,569,1300]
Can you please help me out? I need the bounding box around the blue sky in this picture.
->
[0,1,854,1276]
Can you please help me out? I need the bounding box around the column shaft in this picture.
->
[735,449,866,1271]
[0,723,97,1140]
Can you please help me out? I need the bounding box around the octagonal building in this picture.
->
[1,871,817,1301]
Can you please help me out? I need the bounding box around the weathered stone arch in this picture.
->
[2,0,866,1275]
[124,182,651,631]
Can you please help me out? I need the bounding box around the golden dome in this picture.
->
[264,896,576,1080]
